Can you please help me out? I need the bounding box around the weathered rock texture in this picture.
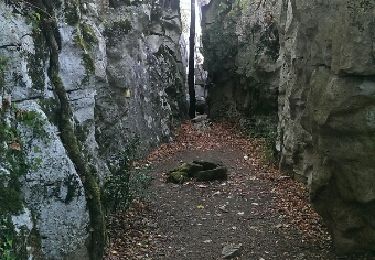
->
[167,161,228,184]
[0,0,185,258]
[203,0,375,255]
[278,0,375,254]
[202,0,281,119]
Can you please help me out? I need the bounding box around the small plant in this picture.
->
[0,217,16,260]
[103,140,137,213]
[17,110,48,140]
[0,217,28,260]
[0,56,9,93]
[128,165,153,201]
[103,138,155,213]
[263,127,278,163]
[240,116,279,163]
[80,23,98,44]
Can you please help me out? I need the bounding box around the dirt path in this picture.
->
[105,121,340,260]
[148,148,334,260]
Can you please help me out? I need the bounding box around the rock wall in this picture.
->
[203,0,375,255]
[278,0,375,254]
[0,0,185,259]
[202,0,281,119]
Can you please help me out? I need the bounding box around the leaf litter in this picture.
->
[105,121,374,260]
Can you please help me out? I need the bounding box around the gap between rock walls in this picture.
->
[1,0,375,259]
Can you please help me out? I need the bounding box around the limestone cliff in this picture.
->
[203,0,375,254]
[202,0,281,120]
[278,0,375,253]
[0,0,185,259]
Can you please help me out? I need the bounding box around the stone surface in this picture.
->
[18,101,89,259]
[0,0,185,258]
[202,0,281,119]
[1,0,374,256]
[278,0,375,254]
[98,1,186,160]
[202,0,375,254]
[167,161,228,184]
[222,243,243,259]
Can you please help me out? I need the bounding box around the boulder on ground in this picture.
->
[167,161,227,184]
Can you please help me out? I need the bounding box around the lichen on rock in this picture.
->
[277,0,375,254]
[202,0,375,254]
[202,0,280,120]
[0,0,186,258]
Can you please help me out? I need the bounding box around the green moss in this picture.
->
[0,56,8,71]
[27,29,47,91]
[51,74,105,260]
[0,185,23,215]
[0,216,29,259]
[0,89,45,250]
[38,98,58,125]
[29,157,43,172]
[80,23,98,44]
[75,121,91,143]
[81,53,95,83]
[0,123,27,216]
[0,56,8,90]
[74,26,96,82]
[74,33,87,51]
[17,110,49,140]
[0,106,29,216]
[74,23,97,50]
[168,171,189,184]
[64,0,80,25]
[0,217,16,259]
[82,53,95,74]
[0,124,17,145]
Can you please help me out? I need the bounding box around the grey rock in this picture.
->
[168,161,228,184]
[0,0,185,258]
[18,101,89,259]
[202,0,375,254]
[202,0,281,119]
[222,243,243,259]
[278,0,375,253]
[192,115,208,123]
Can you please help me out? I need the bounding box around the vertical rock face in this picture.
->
[278,0,375,253]
[202,0,281,119]
[0,0,185,258]
[98,0,186,160]
[203,0,375,254]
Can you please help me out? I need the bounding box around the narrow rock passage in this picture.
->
[106,121,337,259]
[149,150,331,260]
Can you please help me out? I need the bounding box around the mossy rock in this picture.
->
[177,162,204,174]
[167,171,189,184]
[192,161,218,170]
[167,161,228,184]
[193,167,228,182]
[167,162,203,184]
